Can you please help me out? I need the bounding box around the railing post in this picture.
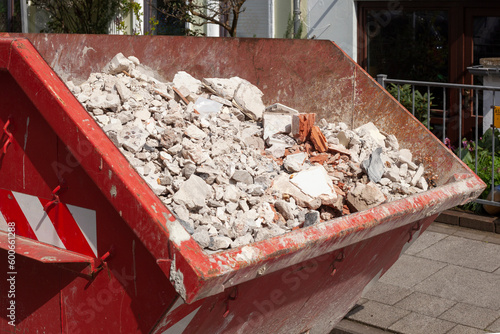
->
[377,74,387,89]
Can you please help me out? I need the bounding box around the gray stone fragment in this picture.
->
[143,173,167,195]
[117,125,149,153]
[182,161,196,179]
[385,134,399,151]
[304,211,320,227]
[209,236,232,250]
[231,170,253,185]
[362,147,384,183]
[265,144,287,158]
[231,234,254,248]
[346,182,386,212]
[191,230,210,248]
[283,152,307,173]
[254,228,273,242]
[224,185,240,203]
[274,200,294,220]
[185,124,207,140]
[115,80,131,102]
[172,175,213,211]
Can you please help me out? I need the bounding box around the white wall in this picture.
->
[305,0,357,61]
[236,0,273,38]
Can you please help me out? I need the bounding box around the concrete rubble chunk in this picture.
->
[71,52,432,252]
[411,164,425,186]
[231,170,253,185]
[173,71,203,95]
[271,174,321,210]
[209,236,232,250]
[104,53,132,74]
[184,124,207,140]
[266,133,296,148]
[115,80,131,102]
[263,112,293,140]
[192,230,210,248]
[117,125,149,153]
[355,122,386,148]
[265,103,299,114]
[203,77,245,100]
[172,175,213,211]
[274,200,294,220]
[283,152,307,173]
[233,80,266,121]
[346,182,386,212]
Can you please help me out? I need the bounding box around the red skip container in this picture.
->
[0,34,484,333]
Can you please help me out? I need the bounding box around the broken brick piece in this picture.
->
[291,113,316,143]
[310,126,328,153]
[309,153,329,165]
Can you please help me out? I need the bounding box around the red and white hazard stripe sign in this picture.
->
[0,188,97,257]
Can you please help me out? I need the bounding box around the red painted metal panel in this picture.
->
[0,231,94,264]
[0,35,486,333]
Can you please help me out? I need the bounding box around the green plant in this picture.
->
[388,84,434,128]
[456,128,500,213]
[284,13,304,39]
[118,0,143,35]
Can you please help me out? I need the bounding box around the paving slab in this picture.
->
[414,265,500,310]
[484,233,500,245]
[486,317,500,332]
[446,324,491,334]
[394,292,456,317]
[426,222,460,235]
[405,231,448,255]
[416,235,500,272]
[331,319,391,334]
[388,312,455,334]
[346,301,410,329]
[378,254,447,288]
[438,303,500,329]
[361,282,412,305]
[452,228,491,241]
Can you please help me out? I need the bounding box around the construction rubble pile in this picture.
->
[66,53,432,252]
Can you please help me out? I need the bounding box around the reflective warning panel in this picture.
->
[0,188,97,257]
[495,106,500,129]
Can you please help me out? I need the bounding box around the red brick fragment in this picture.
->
[310,126,328,153]
[292,113,316,143]
[309,153,329,165]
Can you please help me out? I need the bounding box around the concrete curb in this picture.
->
[435,210,500,233]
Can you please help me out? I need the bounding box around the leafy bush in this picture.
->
[455,128,500,212]
[387,84,434,127]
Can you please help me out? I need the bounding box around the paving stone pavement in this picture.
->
[338,222,500,334]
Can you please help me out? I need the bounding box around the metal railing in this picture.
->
[377,74,500,208]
